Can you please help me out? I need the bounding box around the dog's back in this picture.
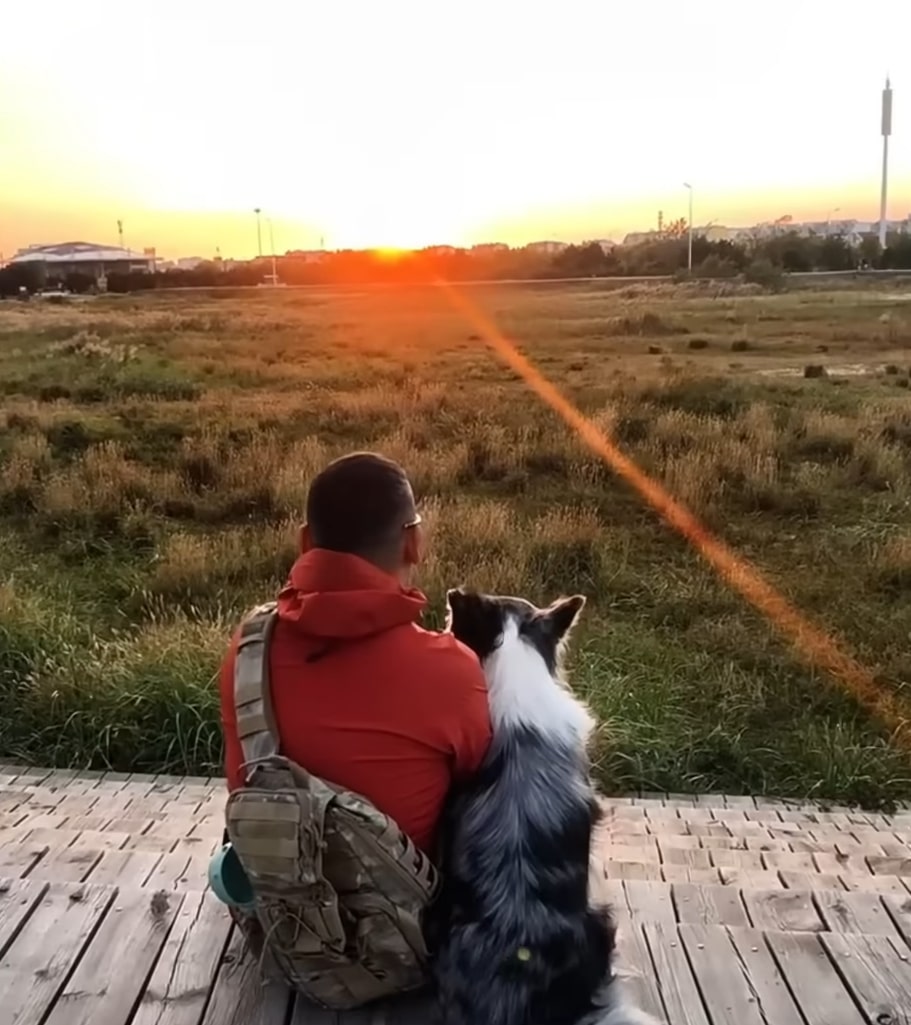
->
[430,727,616,1025]
[427,589,638,1025]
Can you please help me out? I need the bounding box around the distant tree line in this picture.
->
[2,229,910,298]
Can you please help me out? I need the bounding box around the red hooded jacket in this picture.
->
[219,549,492,854]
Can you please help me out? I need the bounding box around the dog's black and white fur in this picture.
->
[425,589,654,1025]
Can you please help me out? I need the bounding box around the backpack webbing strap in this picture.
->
[234,602,280,774]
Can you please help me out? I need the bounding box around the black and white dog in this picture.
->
[426,589,654,1025]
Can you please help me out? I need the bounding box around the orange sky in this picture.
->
[2,1,909,260]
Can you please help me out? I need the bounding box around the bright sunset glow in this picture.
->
[2,0,909,259]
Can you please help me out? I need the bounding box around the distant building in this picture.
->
[175,257,206,270]
[525,240,568,255]
[285,249,327,264]
[621,230,662,246]
[470,243,510,254]
[700,225,738,242]
[9,241,155,286]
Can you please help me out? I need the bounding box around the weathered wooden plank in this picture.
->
[820,932,911,1022]
[609,829,656,845]
[676,923,776,1025]
[660,865,720,884]
[609,918,666,1023]
[742,889,825,932]
[623,881,675,925]
[656,834,702,850]
[685,822,733,839]
[0,791,29,813]
[642,922,710,1025]
[105,816,155,835]
[761,850,817,872]
[0,839,48,878]
[717,868,783,889]
[30,844,103,884]
[672,883,749,926]
[840,872,909,894]
[52,794,101,817]
[43,887,183,1025]
[867,855,911,876]
[765,930,864,1025]
[679,808,716,824]
[124,833,178,854]
[0,882,116,1025]
[708,850,764,871]
[0,878,49,956]
[200,927,292,1025]
[63,816,112,833]
[70,829,131,851]
[698,835,737,850]
[882,892,911,948]
[779,871,845,890]
[144,840,211,892]
[605,861,663,881]
[814,853,873,876]
[86,849,162,887]
[18,812,71,833]
[660,846,712,869]
[814,888,901,937]
[726,927,806,1025]
[132,891,233,1025]
[647,817,690,835]
[725,821,771,839]
[143,817,198,842]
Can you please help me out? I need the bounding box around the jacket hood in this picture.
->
[276,548,427,640]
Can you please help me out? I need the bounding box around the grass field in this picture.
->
[1,278,911,806]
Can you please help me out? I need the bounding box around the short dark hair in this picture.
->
[306,452,417,559]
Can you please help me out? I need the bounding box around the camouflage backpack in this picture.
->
[224,602,440,1010]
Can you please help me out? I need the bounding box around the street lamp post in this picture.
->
[253,208,263,258]
[683,182,693,272]
[267,218,277,285]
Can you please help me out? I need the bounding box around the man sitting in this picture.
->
[219,451,492,855]
[215,452,492,1009]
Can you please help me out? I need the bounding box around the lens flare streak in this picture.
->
[438,279,910,750]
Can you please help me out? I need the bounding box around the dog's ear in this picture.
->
[543,594,586,642]
[444,587,473,633]
[446,589,500,658]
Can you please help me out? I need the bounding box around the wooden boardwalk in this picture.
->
[1,767,911,1024]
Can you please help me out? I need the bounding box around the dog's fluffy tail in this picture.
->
[580,977,661,1025]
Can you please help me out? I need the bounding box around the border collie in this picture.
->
[426,589,654,1025]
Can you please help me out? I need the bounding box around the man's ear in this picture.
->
[544,595,586,641]
[299,524,313,554]
[403,524,423,567]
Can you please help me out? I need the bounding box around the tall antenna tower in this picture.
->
[657,210,664,234]
[879,76,892,250]
[117,219,124,252]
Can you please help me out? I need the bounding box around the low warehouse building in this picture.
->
[8,241,155,288]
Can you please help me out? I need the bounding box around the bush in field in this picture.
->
[744,257,785,292]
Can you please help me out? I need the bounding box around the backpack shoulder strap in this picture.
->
[233,601,280,776]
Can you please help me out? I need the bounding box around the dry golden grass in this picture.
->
[1,279,910,801]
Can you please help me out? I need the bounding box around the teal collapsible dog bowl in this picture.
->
[208,843,256,913]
